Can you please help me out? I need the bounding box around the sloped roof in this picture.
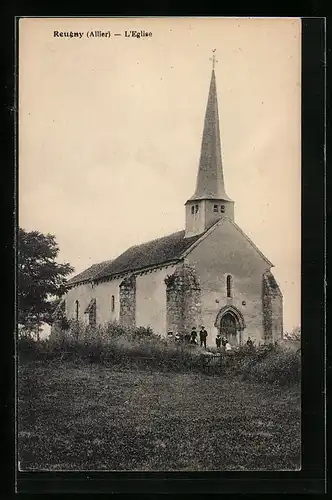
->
[67,230,202,286]
[68,260,113,285]
[67,217,273,288]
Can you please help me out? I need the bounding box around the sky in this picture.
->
[19,17,301,333]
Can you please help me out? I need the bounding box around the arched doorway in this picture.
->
[220,312,237,345]
[214,305,246,346]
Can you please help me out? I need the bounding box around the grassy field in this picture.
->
[18,360,301,471]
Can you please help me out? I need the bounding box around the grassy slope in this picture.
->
[18,360,301,471]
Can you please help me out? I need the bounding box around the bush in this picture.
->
[219,344,300,386]
[202,344,300,386]
[18,322,300,386]
[18,321,203,371]
[241,346,301,386]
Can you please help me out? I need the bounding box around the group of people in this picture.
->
[215,334,255,351]
[168,327,255,350]
[186,326,208,348]
[168,326,208,348]
[215,333,231,351]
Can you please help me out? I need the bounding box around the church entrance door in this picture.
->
[220,312,237,346]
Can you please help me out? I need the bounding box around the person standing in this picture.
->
[184,331,191,344]
[199,326,205,348]
[225,340,232,352]
[190,326,198,345]
[199,326,208,349]
[221,336,227,350]
[216,333,221,349]
[246,337,253,348]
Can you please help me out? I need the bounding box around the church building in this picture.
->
[58,59,283,347]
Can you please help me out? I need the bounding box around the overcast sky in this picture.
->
[19,17,301,332]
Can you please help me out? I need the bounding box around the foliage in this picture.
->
[18,228,74,329]
[44,320,202,371]
[18,322,43,342]
[164,273,176,287]
[283,326,301,341]
[225,345,301,386]
[164,264,200,289]
[19,322,300,387]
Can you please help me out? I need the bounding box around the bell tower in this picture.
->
[185,51,234,238]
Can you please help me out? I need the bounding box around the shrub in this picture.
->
[17,321,300,386]
[241,346,301,386]
[230,345,301,386]
[206,344,300,386]
[18,321,201,370]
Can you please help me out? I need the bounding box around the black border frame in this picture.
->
[4,15,326,495]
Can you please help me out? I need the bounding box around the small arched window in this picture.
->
[191,205,195,215]
[226,275,232,298]
[195,204,199,213]
[75,300,79,320]
[111,295,115,312]
[213,204,218,212]
[220,205,225,213]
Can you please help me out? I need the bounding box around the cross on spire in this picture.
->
[210,49,218,70]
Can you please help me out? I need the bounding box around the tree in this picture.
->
[283,326,301,341]
[18,228,74,332]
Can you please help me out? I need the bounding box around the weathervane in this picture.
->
[210,49,218,70]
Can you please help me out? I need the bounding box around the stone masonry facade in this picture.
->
[262,271,283,342]
[119,274,136,327]
[165,263,201,336]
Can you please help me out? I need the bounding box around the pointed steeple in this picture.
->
[185,53,234,238]
[190,59,231,202]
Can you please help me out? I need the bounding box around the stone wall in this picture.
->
[64,279,122,325]
[119,274,136,327]
[185,218,270,345]
[165,264,201,336]
[85,298,97,326]
[271,293,283,341]
[262,271,283,343]
[262,274,273,342]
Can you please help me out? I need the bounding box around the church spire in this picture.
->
[190,50,231,202]
[185,52,234,238]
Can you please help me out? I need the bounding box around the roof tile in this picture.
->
[67,230,201,286]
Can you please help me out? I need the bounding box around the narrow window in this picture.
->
[220,205,225,213]
[213,204,218,212]
[191,205,195,215]
[226,275,232,298]
[75,300,79,320]
[111,295,115,312]
[195,204,199,213]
